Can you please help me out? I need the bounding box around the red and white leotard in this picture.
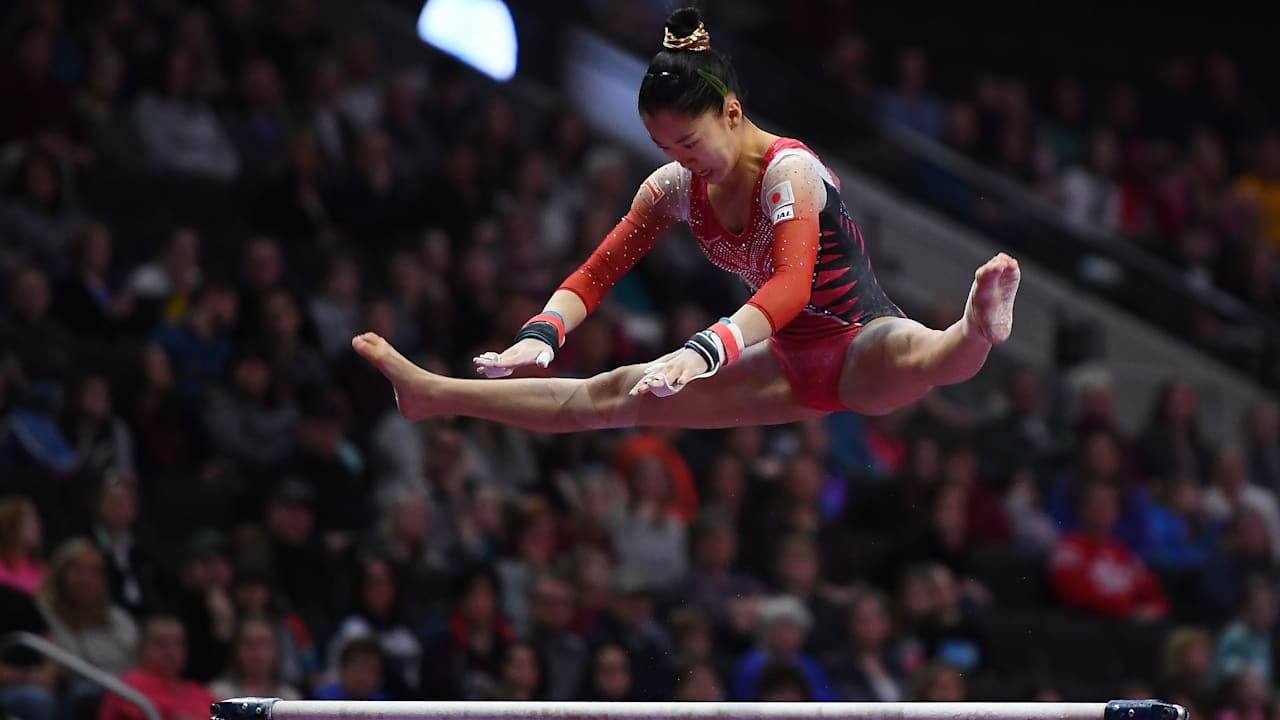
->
[559,138,903,411]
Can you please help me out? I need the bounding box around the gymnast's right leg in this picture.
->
[352,333,823,431]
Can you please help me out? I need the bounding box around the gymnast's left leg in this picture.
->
[838,253,1021,415]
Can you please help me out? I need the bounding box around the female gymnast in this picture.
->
[352,7,1021,431]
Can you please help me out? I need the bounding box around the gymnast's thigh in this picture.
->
[605,342,825,429]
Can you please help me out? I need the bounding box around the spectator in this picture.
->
[313,637,388,701]
[236,236,287,341]
[496,502,559,636]
[978,367,1057,482]
[0,497,46,595]
[1241,401,1280,493]
[133,46,239,182]
[263,479,340,646]
[1137,380,1214,486]
[149,279,236,399]
[1159,627,1213,715]
[876,47,943,141]
[1200,507,1274,626]
[335,32,382,134]
[258,289,328,397]
[75,47,146,171]
[423,564,513,700]
[1,264,82,387]
[0,581,56,720]
[222,57,291,188]
[754,660,812,702]
[673,661,724,702]
[59,374,135,483]
[590,570,672,701]
[308,255,361,359]
[117,343,199,479]
[911,660,967,701]
[1203,448,1280,558]
[201,346,299,477]
[35,538,138,675]
[209,616,303,701]
[609,455,688,591]
[286,388,364,539]
[326,555,422,699]
[174,530,235,684]
[1049,431,1152,555]
[770,531,845,656]
[127,228,204,327]
[914,564,987,673]
[0,24,74,144]
[52,220,134,342]
[487,641,544,701]
[0,144,80,272]
[88,472,163,617]
[1212,578,1275,694]
[579,643,634,701]
[97,616,217,720]
[1058,129,1122,233]
[227,564,319,693]
[1003,468,1058,551]
[824,587,914,702]
[669,509,765,641]
[1049,481,1169,621]
[729,595,832,702]
[527,573,586,701]
[1233,133,1280,250]
[1144,476,1225,573]
[364,488,448,622]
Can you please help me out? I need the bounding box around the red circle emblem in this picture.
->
[771,191,782,203]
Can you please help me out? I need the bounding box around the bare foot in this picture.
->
[964,253,1021,344]
[352,332,436,422]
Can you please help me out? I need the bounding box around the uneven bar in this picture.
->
[210,698,1189,720]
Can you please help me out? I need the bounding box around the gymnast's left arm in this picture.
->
[630,156,824,396]
[730,154,826,346]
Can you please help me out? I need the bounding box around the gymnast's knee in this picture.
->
[577,366,642,430]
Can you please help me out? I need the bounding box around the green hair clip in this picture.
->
[696,68,728,98]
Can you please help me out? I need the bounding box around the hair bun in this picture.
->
[663,7,710,52]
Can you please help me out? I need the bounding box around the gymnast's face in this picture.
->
[643,99,742,184]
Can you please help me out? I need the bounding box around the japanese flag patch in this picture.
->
[643,178,665,204]
[765,180,795,224]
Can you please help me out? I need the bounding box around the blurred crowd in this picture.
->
[810,30,1280,315]
[1,3,1280,720]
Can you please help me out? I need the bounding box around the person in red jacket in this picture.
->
[1049,480,1169,620]
[98,616,216,720]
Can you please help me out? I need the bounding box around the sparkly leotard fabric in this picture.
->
[560,138,903,344]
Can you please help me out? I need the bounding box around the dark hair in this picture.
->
[755,659,811,701]
[638,8,741,118]
[338,636,383,667]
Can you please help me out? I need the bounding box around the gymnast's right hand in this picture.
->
[473,338,554,378]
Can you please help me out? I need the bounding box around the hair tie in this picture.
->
[663,21,711,52]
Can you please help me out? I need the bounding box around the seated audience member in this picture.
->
[1050,481,1169,620]
[208,616,303,701]
[729,595,832,701]
[36,538,138,675]
[97,616,217,720]
[313,637,389,701]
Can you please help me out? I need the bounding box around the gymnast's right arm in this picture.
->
[474,165,680,377]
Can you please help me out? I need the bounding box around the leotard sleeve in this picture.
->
[557,162,690,314]
[743,151,827,332]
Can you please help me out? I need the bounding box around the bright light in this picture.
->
[417,0,518,82]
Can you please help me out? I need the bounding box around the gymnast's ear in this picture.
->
[724,96,742,127]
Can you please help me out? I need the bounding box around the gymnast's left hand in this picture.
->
[629,347,711,397]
